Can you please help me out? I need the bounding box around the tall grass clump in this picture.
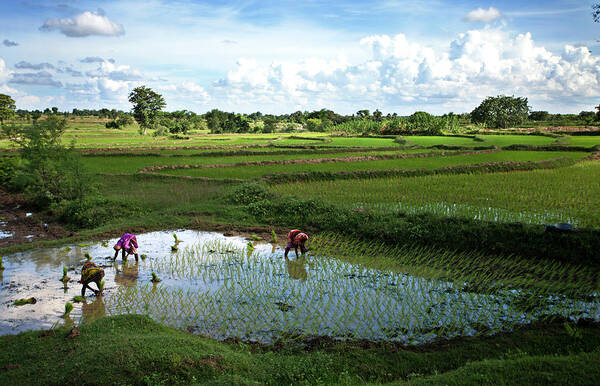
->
[61,266,70,282]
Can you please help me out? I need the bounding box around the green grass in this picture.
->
[0,314,599,385]
[565,136,600,147]
[81,149,428,174]
[479,135,557,147]
[271,160,600,228]
[158,151,586,180]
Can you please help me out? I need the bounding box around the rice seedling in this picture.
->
[171,245,178,252]
[99,280,105,292]
[271,230,277,243]
[60,266,70,282]
[14,297,36,306]
[64,246,71,252]
[63,302,74,317]
[72,296,86,303]
[84,252,91,261]
[141,254,147,260]
[250,234,261,241]
[100,236,599,344]
[78,242,94,247]
[0,256,4,271]
[101,241,109,248]
[151,272,161,283]
[271,161,600,228]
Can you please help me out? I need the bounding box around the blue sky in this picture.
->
[0,0,599,114]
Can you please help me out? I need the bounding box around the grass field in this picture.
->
[156,150,586,180]
[272,161,600,228]
[1,119,600,384]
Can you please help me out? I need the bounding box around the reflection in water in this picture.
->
[285,256,308,281]
[81,295,106,324]
[114,260,139,288]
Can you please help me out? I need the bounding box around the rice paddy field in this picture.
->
[1,120,600,384]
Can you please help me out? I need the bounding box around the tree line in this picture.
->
[1,89,600,137]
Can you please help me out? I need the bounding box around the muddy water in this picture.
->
[1,229,598,343]
[0,230,248,335]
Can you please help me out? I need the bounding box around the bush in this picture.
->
[51,197,143,228]
[105,120,120,129]
[0,157,18,188]
[223,183,272,205]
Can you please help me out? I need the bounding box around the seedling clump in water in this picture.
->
[84,252,91,261]
[270,230,277,243]
[0,256,4,271]
[64,302,74,316]
[141,254,147,260]
[72,296,86,303]
[60,266,70,282]
[14,297,36,306]
[151,272,161,283]
[99,280,105,292]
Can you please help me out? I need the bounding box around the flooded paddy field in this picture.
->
[1,230,598,344]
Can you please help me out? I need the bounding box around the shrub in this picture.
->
[222,182,272,205]
[51,197,143,228]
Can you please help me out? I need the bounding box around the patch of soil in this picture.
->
[0,189,71,248]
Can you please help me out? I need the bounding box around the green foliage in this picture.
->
[151,272,161,283]
[128,86,166,135]
[0,157,18,188]
[204,109,250,133]
[471,95,529,129]
[0,256,4,270]
[270,230,277,243]
[64,302,74,316]
[72,296,86,303]
[99,280,105,292]
[223,182,272,205]
[61,266,70,282]
[51,196,142,229]
[2,116,93,207]
[14,297,36,306]
[0,93,16,125]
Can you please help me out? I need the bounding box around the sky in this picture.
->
[0,0,599,114]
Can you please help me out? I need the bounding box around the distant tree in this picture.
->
[51,107,59,115]
[356,109,370,119]
[528,111,549,121]
[128,86,166,135]
[471,95,529,129]
[579,111,596,126]
[372,109,383,122]
[31,110,42,122]
[0,94,16,126]
[262,116,277,133]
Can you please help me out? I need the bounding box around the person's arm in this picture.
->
[131,236,138,249]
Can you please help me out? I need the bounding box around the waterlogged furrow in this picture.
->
[103,237,600,343]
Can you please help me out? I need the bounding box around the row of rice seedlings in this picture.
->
[271,161,600,228]
[102,238,599,343]
[310,233,600,297]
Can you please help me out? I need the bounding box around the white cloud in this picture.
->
[209,27,600,113]
[40,10,125,37]
[464,7,502,23]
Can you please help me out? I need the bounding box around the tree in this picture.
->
[128,86,166,135]
[0,94,16,126]
[579,111,596,126]
[2,116,91,206]
[372,109,383,122]
[529,111,549,121]
[471,95,529,129]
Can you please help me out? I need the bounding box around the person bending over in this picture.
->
[284,229,309,258]
[113,233,139,261]
[79,262,105,297]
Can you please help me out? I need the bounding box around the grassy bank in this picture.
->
[0,315,599,385]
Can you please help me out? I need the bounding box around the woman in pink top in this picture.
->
[284,229,308,258]
[113,233,139,261]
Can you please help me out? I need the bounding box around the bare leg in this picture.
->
[122,249,126,261]
[284,247,290,258]
[134,253,139,261]
[294,246,299,258]
[113,249,119,259]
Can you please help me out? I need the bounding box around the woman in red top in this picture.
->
[284,229,309,258]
